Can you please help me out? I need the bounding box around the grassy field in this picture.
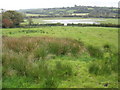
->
[2,26,118,50]
[26,14,48,17]
[71,13,89,16]
[97,18,118,24]
[2,26,118,88]
[26,14,41,16]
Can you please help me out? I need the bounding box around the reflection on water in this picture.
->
[43,19,103,25]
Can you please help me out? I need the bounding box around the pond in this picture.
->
[43,19,104,25]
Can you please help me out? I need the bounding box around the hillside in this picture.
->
[18,5,118,18]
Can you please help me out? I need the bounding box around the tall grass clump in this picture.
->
[2,51,27,76]
[55,61,73,77]
[87,45,104,58]
[88,44,118,75]
[3,36,86,60]
[88,58,118,75]
[2,36,84,88]
[41,61,73,88]
[34,46,48,60]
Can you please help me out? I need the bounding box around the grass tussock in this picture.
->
[87,45,104,58]
[88,57,118,76]
[3,36,86,58]
[88,44,118,75]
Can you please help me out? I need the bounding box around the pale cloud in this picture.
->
[0,0,119,10]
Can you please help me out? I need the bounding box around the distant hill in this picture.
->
[17,5,118,18]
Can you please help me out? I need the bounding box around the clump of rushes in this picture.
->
[88,58,118,75]
[87,45,104,58]
[55,61,73,77]
[2,51,27,76]
[3,36,86,60]
[88,44,118,75]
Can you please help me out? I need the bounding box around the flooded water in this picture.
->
[43,19,103,25]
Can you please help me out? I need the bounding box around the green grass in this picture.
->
[72,13,89,16]
[2,26,118,51]
[26,14,41,16]
[2,26,118,88]
[3,57,118,88]
[97,18,118,25]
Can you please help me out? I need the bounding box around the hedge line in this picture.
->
[20,23,119,28]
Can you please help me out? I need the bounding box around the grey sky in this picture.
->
[0,0,119,10]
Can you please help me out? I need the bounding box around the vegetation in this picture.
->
[20,17,118,26]
[2,10,24,28]
[1,5,118,88]
[2,26,118,88]
[18,5,118,18]
[2,26,118,50]
[97,18,118,24]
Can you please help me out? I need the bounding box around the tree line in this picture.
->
[2,10,119,28]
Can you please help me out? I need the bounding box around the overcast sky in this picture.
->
[0,0,119,10]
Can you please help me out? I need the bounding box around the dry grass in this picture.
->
[2,36,86,76]
[3,36,86,56]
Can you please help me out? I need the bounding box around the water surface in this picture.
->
[43,19,104,25]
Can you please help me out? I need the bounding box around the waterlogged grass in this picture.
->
[2,26,118,88]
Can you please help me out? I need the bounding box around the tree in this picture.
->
[27,17,33,25]
[2,18,13,28]
[2,10,24,28]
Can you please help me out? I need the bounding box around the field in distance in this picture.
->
[22,17,118,25]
